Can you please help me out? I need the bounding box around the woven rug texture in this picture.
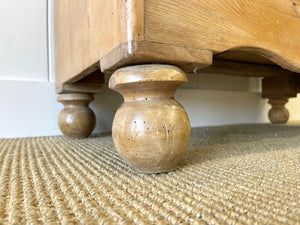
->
[0,124,299,225]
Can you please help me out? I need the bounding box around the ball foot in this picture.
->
[57,93,95,138]
[109,65,191,173]
[268,97,289,124]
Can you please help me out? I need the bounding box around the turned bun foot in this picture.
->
[57,93,96,138]
[268,97,289,124]
[109,65,191,173]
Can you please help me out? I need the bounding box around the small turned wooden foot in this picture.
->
[57,93,96,138]
[109,64,191,173]
[268,97,289,124]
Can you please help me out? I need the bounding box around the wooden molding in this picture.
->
[54,0,144,87]
[100,41,213,73]
[54,0,300,95]
[199,60,299,77]
[144,0,300,72]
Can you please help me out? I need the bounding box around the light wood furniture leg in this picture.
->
[54,0,300,173]
[55,70,104,138]
[262,75,297,124]
[268,97,289,124]
[109,64,191,173]
[57,93,96,138]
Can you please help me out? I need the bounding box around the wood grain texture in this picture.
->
[268,97,289,124]
[100,41,212,73]
[144,0,300,72]
[252,0,300,18]
[109,65,190,173]
[57,93,95,138]
[199,60,298,78]
[55,0,300,95]
[54,0,144,91]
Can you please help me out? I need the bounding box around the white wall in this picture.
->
[0,1,299,138]
[0,0,48,82]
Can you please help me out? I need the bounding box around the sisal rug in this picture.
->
[0,124,300,225]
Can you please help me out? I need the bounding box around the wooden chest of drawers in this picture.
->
[54,0,300,173]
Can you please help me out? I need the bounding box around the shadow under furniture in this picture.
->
[54,0,300,173]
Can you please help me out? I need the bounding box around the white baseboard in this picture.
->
[0,80,61,138]
[0,80,299,138]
